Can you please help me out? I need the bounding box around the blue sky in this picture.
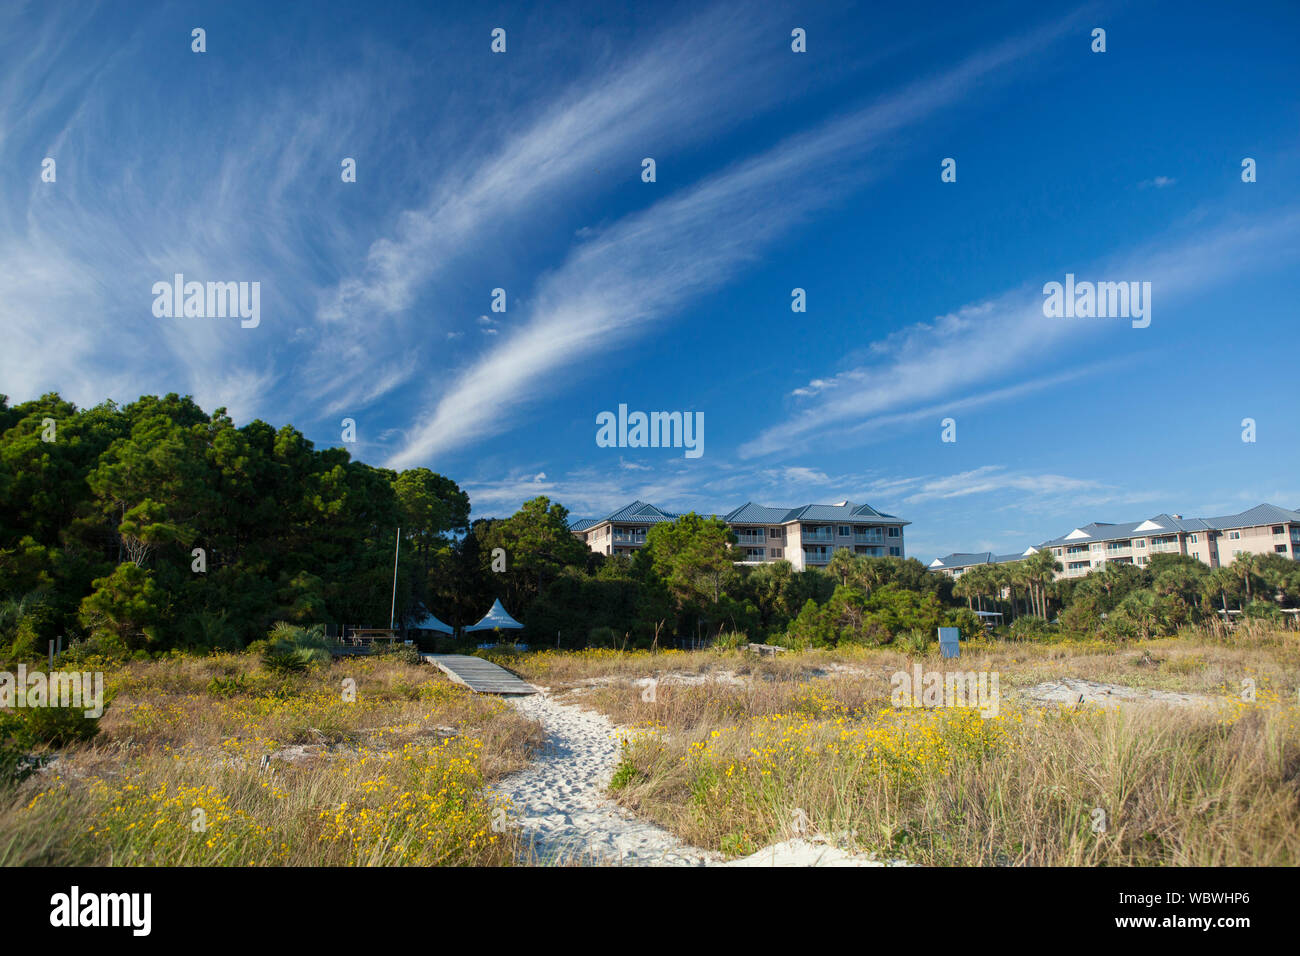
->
[2,0,1298,561]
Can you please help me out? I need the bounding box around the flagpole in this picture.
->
[389,526,400,630]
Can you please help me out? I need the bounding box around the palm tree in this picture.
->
[1022,549,1062,618]
[965,564,996,612]
[827,547,856,588]
[952,571,976,610]
[993,564,1015,622]
[1008,562,1033,618]
[1230,552,1260,602]
[1203,566,1240,614]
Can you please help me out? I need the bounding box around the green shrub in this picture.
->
[896,628,931,656]
[1009,615,1055,641]
[261,622,332,671]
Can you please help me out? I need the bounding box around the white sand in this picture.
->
[496,691,901,867]
[722,837,908,867]
[1017,677,1222,708]
[493,692,720,866]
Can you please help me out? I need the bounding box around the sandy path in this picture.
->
[493,693,719,866]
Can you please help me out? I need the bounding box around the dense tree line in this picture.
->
[0,393,468,658]
[5,392,1293,662]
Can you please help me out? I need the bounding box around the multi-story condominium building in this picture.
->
[570,499,909,570]
[929,503,1300,581]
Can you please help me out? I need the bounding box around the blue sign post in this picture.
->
[938,626,960,659]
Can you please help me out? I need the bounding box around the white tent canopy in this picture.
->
[408,604,454,634]
[464,598,524,632]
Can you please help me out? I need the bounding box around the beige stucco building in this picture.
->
[929,503,1300,581]
[570,499,908,570]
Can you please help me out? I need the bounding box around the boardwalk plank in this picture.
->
[423,654,539,695]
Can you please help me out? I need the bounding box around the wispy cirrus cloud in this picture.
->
[387,11,1089,469]
[302,5,799,416]
[739,206,1300,459]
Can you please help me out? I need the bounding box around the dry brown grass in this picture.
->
[505,627,1300,865]
[0,652,543,866]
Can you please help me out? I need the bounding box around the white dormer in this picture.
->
[1064,528,1090,540]
[1022,546,1039,555]
[929,558,945,568]
[1133,519,1165,532]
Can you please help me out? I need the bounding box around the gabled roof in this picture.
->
[1040,503,1300,548]
[725,502,794,524]
[725,500,908,525]
[607,500,679,523]
[569,500,680,530]
[930,551,1029,570]
[933,503,1300,572]
[577,498,910,530]
[1199,503,1300,530]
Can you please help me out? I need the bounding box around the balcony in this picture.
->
[802,527,834,543]
[853,531,883,544]
[612,533,646,546]
[734,532,767,546]
[803,547,832,563]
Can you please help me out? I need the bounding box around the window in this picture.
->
[837,525,851,537]
[1276,545,1288,553]
[1229,531,1241,540]
[1189,534,1198,543]
[1134,539,1145,548]
[889,546,901,556]
[1136,556,1147,565]
[1272,526,1285,535]
[770,548,783,559]
[769,527,783,539]
[888,527,901,537]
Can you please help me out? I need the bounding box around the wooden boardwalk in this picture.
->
[423,654,539,695]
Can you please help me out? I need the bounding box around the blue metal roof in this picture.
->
[574,499,910,531]
[931,551,1031,570]
[726,500,907,525]
[568,500,679,531]
[1199,503,1300,530]
[939,502,1300,564]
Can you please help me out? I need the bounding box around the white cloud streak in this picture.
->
[387,13,1086,469]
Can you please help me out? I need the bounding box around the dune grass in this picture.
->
[502,625,1300,865]
[1,652,543,866]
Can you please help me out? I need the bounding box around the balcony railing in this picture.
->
[802,529,834,543]
[612,534,646,545]
[853,531,883,544]
[734,533,767,545]
[803,547,832,563]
